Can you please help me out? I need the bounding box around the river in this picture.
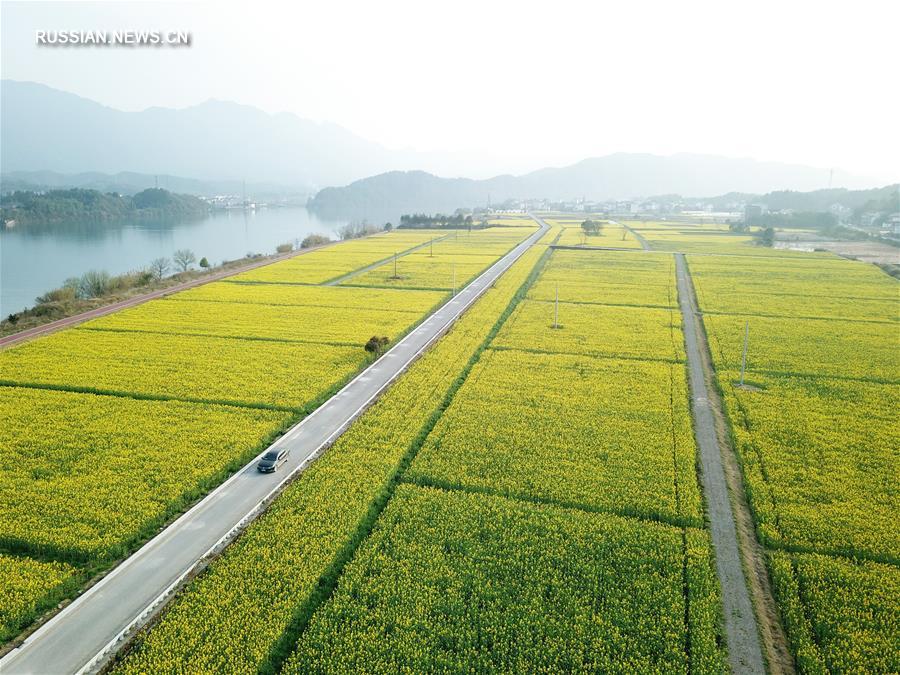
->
[0,207,349,315]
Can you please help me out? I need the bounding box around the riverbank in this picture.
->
[0,206,350,314]
[0,244,332,342]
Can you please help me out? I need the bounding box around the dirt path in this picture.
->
[550,244,646,253]
[679,254,795,674]
[610,219,651,250]
[674,253,766,674]
[323,234,452,286]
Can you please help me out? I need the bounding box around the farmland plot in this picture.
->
[285,485,723,674]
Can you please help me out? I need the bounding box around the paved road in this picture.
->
[675,253,765,674]
[323,233,452,286]
[0,240,350,350]
[1,219,548,675]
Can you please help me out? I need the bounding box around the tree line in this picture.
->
[1,188,209,225]
[399,213,475,229]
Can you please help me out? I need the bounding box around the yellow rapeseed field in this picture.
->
[285,485,723,674]
[0,329,367,410]
[0,554,78,642]
[231,230,438,284]
[0,386,291,562]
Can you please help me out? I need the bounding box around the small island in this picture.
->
[1,187,209,226]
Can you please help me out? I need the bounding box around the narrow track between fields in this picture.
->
[322,233,452,286]
[675,252,766,674]
[611,219,651,250]
[0,219,549,675]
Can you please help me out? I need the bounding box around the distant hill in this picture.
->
[0,80,402,190]
[0,170,303,199]
[699,184,900,213]
[308,156,876,220]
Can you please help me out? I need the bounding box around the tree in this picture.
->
[339,222,379,240]
[173,249,197,272]
[756,227,775,247]
[581,219,601,236]
[276,242,294,253]
[383,222,393,231]
[199,257,210,268]
[77,270,111,298]
[149,257,171,280]
[301,233,331,248]
[364,335,390,355]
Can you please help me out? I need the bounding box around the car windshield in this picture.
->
[262,450,279,460]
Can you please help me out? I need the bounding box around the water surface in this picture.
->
[0,207,348,314]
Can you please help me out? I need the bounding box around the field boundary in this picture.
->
[321,233,453,285]
[402,474,704,530]
[612,219,651,250]
[550,244,645,252]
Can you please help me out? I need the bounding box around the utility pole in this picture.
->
[739,320,750,385]
[553,284,559,329]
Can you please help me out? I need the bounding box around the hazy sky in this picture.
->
[2,0,898,182]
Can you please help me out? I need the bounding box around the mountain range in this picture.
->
[1,80,400,191]
[307,157,878,220]
[1,79,882,214]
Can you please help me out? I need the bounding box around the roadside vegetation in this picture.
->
[3,249,263,338]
